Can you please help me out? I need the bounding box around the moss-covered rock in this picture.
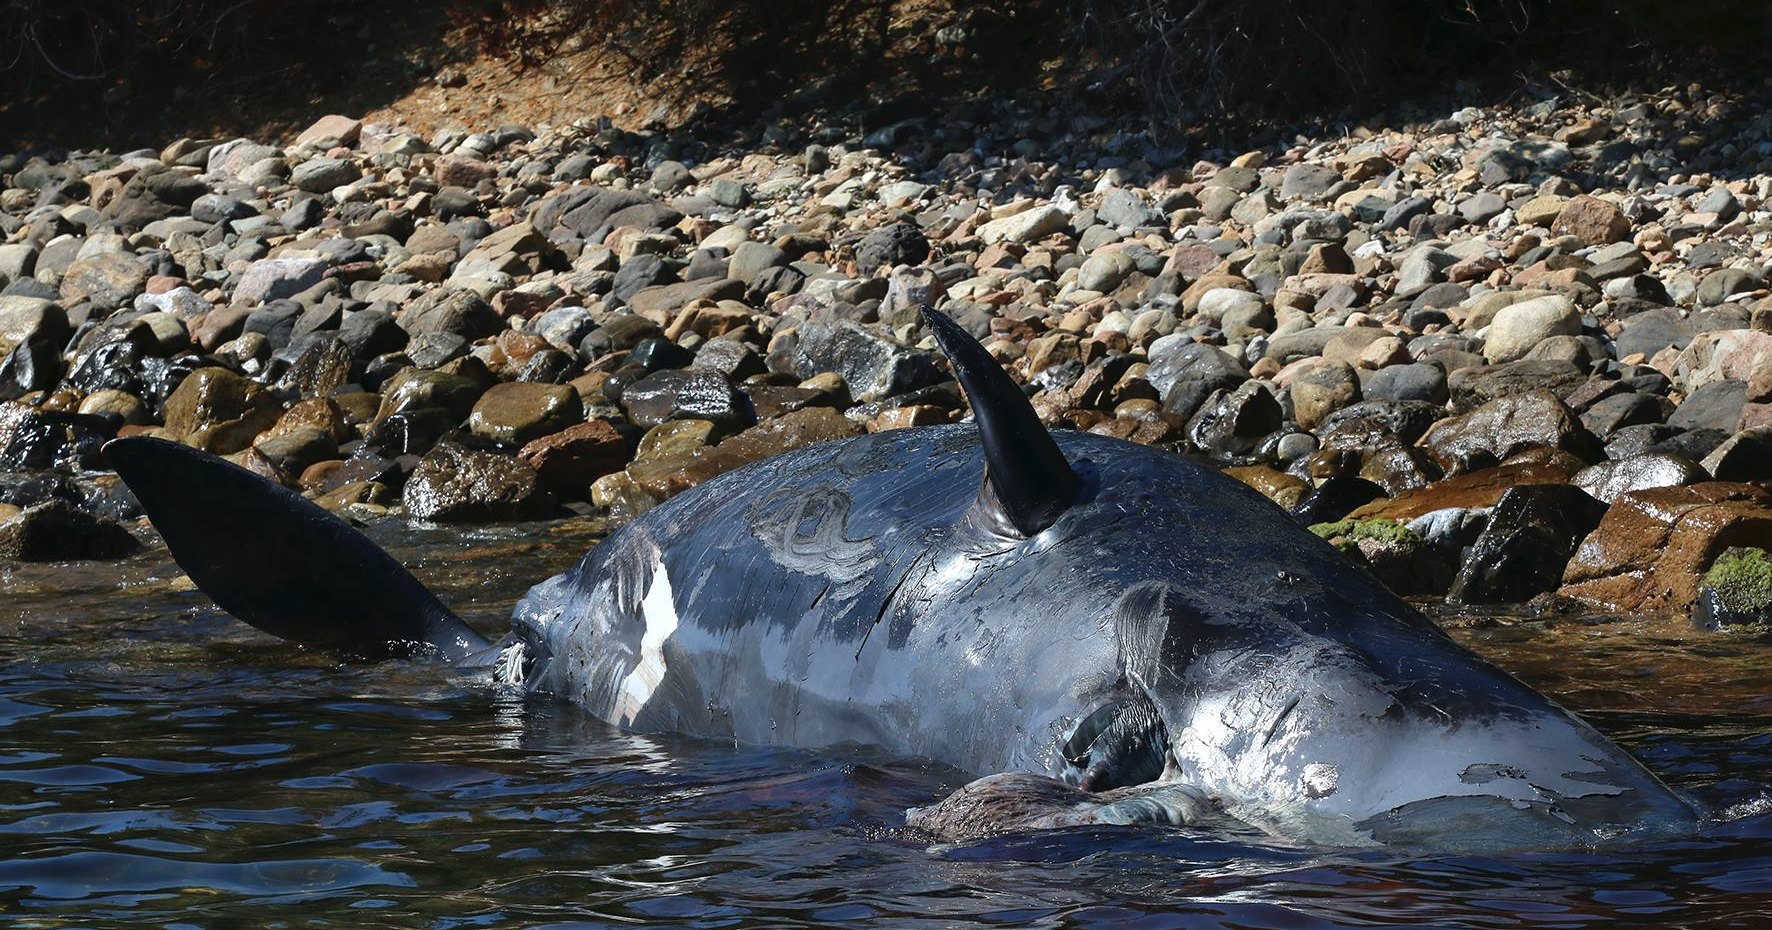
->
[1309,518,1451,596]
[1695,547,1772,628]
[1309,518,1423,554]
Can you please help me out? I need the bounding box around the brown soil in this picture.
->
[1,0,1075,152]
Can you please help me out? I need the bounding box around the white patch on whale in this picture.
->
[613,557,679,726]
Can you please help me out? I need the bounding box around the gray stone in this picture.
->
[1097,189,1163,228]
[234,257,328,306]
[290,157,362,193]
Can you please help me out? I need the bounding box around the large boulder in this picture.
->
[1418,391,1591,475]
[1559,483,1772,615]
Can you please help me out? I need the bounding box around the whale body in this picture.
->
[106,308,1699,850]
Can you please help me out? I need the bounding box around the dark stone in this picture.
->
[630,336,695,371]
[1289,475,1386,526]
[362,407,457,458]
[1668,380,1747,433]
[1186,381,1282,464]
[1448,485,1607,604]
[620,367,755,430]
[400,287,504,340]
[855,223,929,273]
[1145,342,1249,402]
[1447,359,1587,412]
[1614,307,1692,359]
[243,300,301,351]
[611,253,675,301]
[1318,400,1445,445]
[1644,427,1731,463]
[1364,363,1448,404]
[338,309,409,360]
[1579,391,1668,436]
[0,500,140,561]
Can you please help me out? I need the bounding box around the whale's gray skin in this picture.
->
[104,308,1700,851]
[500,423,1696,848]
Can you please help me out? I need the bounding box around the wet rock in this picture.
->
[1310,518,1451,595]
[1448,485,1607,604]
[1145,342,1249,403]
[665,407,864,491]
[161,367,283,454]
[787,317,941,402]
[620,367,753,430]
[0,500,140,561]
[1447,359,1587,412]
[402,442,556,522]
[1187,381,1281,463]
[467,382,584,445]
[1289,475,1387,525]
[1418,391,1591,475]
[1560,483,1772,615]
[1350,461,1576,522]
[1226,465,1310,510]
[517,419,633,495]
[377,368,486,420]
[1573,453,1706,504]
[251,425,337,477]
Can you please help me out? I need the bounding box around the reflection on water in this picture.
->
[2,520,1770,928]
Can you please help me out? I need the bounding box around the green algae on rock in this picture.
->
[1695,547,1772,629]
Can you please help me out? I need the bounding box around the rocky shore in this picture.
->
[4,86,1772,625]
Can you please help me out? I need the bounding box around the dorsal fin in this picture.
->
[921,306,1080,537]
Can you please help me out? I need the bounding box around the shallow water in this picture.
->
[3,520,1771,929]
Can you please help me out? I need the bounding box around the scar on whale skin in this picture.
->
[613,557,678,727]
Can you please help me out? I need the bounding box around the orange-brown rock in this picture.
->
[163,367,284,454]
[1551,195,1631,246]
[1348,461,1577,522]
[868,405,949,432]
[1558,483,1772,615]
[517,420,633,495]
[1225,465,1310,510]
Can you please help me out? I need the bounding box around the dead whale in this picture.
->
[105,307,1699,850]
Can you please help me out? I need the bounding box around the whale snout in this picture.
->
[1150,626,1700,850]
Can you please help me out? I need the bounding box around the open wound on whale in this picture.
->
[613,557,679,726]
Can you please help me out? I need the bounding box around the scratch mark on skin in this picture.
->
[1263,697,1301,748]
[855,558,920,661]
